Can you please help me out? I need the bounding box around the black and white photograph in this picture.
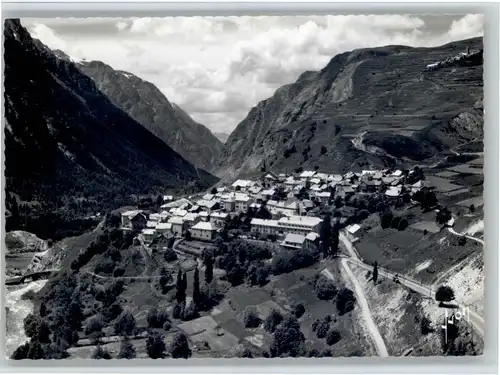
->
[3,14,484,360]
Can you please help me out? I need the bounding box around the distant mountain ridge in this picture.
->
[60,54,224,172]
[214,132,230,143]
[216,37,483,179]
[4,19,217,240]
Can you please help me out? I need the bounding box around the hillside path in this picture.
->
[447,227,485,246]
[321,265,389,357]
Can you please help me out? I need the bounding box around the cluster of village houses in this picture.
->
[120,168,427,251]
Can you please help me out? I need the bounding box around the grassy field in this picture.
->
[159,259,377,358]
[447,164,483,175]
[425,176,464,193]
[353,223,481,284]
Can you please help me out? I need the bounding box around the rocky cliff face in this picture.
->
[5,231,49,255]
[4,19,218,240]
[217,37,483,179]
[70,57,223,172]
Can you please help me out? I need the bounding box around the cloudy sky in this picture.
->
[21,14,483,134]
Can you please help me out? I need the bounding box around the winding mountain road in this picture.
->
[337,230,485,339]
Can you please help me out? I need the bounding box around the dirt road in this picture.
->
[323,263,389,357]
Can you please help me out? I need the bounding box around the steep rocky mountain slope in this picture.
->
[65,55,223,172]
[217,37,483,179]
[4,19,218,240]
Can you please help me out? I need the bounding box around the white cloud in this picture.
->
[22,14,483,134]
[30,23,69,52]
[447,14,484,40]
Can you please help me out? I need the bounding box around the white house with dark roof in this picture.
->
[190,221,218,241]
[121,210,147,232]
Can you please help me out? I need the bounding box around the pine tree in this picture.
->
[182,272,188,292]
[320,213,332,257]
[193,267,200,306]
[175,269,186,303]
[330,228,339,257]
[205,256,214,284]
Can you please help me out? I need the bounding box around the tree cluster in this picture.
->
[272,246,320,275]
[436,207,452,225]
[147,307,171,330]
[336,287,356,315]
[12,273,85,360]
[269,316,306,357]
[435,286,455,303]
[315,276,338,301]
[216,240,272,287]
[412,188,438,212]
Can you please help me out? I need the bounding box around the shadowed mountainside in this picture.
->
[4,19,218,240]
